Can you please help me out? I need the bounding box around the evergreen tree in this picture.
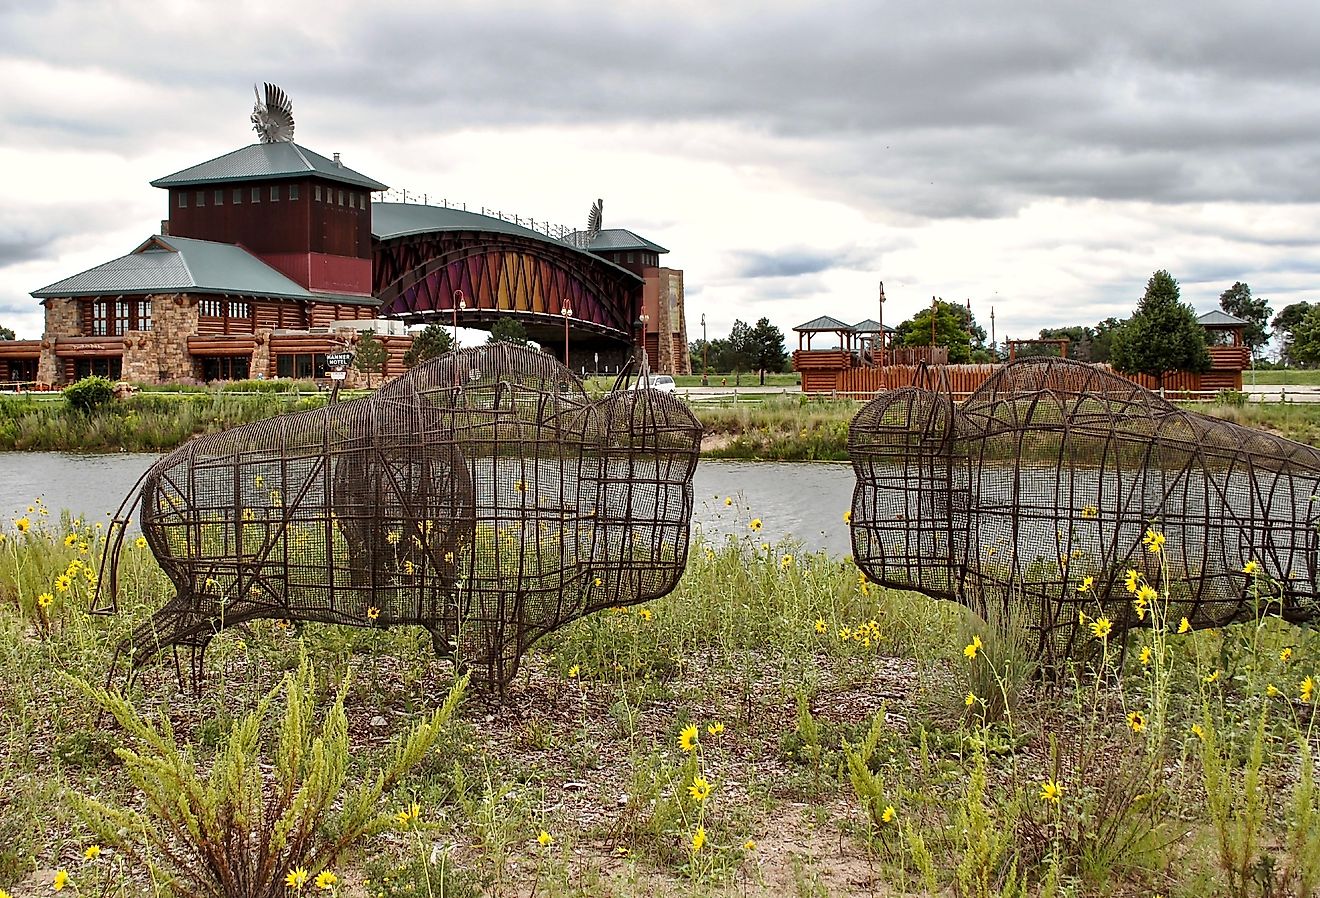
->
[352,330,388,387]
[746,317,789,384]
[0,324,14,341]
[401,323,454,369]
[487,318,530,347]
[1109,271,1209,389]
[1217,282,1271,360]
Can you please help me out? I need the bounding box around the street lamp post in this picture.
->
[878,281,886,378]
[561,304,573,370]
[451,289,464,350]
[701,313,708,385]
[636,313,650,374]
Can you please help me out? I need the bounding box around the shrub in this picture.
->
[63,376,115,413]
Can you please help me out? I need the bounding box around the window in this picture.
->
[270,185,280,202]
[347,193,354,209]
[75,358,122,380]
[233,189,243,204]
[252,187,261,203]
[91,300,109,336]
[338,190,345,206]
[230,300,250,320]
[114,300,129,335]
[289,185,299,200]
[195,191,205,207]
[315,185,322,201]
[88,298,150,335]
[177,192,188,208]
[276,353,329,379]
[199,297,224,317]
[138,300,152,331]
[214,190,224,206]
[200,356,251,382]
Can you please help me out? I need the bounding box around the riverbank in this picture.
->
[6,390,1320,457]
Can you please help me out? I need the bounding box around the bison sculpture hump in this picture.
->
[99,344,702,688]
[848,357,1320,662]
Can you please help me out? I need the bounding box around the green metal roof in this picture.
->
[151,143,387,191]
[1198,310,1249,328]
[32,235,377,305]
[794,315,853,332]
[562,228,669,254]
[852,318,897,334]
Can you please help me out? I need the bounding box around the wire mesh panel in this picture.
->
[101,344,702,688]
[849,357,1320,662]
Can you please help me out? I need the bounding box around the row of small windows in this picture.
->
[176,185,368,209]
[615,252,659,267]
[89,299,151,336]
[198,298,251,319]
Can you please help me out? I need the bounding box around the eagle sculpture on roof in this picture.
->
[251,82,295,144]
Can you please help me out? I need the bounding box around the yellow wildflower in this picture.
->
[314,870,338,890]
[285,867,308,889]
[1178,617,1191,634]
[593,577,602,587]
[1243,559,1261,575]
[54,574,71,593]
[1081,504,1099,518]
[53,871,69,892]
[965,691,977,708]
[688,775,712,802]
[1127,710,1147,733]
[963,635,983,659]
[63,533,77,547]
[1204,670,1220,684]
[1078,609,1088,625]
[254,474,266,488]
[749,518,763,532]
[843,510,852,523]
[1137,583,1157,604]
[679,724,700,752]
[691,826,706,853]
[1139,646,1152,666]
[1077,575,1094,593]
[366,606,380,622]
[1303,676,1315,703]
[814,618,827,634]
[135,535,148,549]
[1142,528,1165,553]
[78,542,88,555]
[638,607,653,621]
[1191,723,1206,740]
[1282,647,1293,663]
[567,664,580,678]
[1039,780,1063,803]
[1124,569,1141,594]
[724,497,732,506]
[780,553,794,569]
[743,839,756,851]
[537,830,553,847]
[84,845,101,860]
[14,517,29,533]
[385,530,400,545]
[707,721,725,736]
[1089,617,1112,639]
[37,592,53,609]
[1268,684,1280,697]
[515,480,526,493]
[881,805,897,823]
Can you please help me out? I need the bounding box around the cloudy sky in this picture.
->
[4,0,1320,349]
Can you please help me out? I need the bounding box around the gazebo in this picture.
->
[852,318,896,365]
[793,315,856,352]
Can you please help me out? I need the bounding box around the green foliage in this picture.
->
[1272,301,1314,366]
[353,330,388,385]
[843,710,895,833]
[895,300,987,364]
[0,324,15,340]
[401,322,454,368]
[1200,709,1270,898]
[62,376,115,414]
[1218,281,1272,359]
[487,318,530,347]
[953,756,1024,898]
[71,652,468,898]
[1109,270,1210,386]
[1032,317,1124,363]
[1286,305,1320,369]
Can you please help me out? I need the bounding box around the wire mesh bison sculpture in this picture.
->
[848,357,1320,663]
[96,343,702,688]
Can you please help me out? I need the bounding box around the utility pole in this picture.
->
[966,298,973,362]
[990,306,996,350]
[930,296,937,350]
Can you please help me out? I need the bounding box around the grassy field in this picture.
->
[4,502,1320,897]
[1241,369,1320,386]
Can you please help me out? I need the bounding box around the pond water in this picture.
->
[0,453,857,555]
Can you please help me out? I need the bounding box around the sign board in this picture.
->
[329,370,347,381]
[326,352,354,369]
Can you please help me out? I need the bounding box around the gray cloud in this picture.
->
[729,248,871,279]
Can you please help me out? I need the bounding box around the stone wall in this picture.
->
[150,294,200,381]
[252,328,272,379]
[37,298,81,386]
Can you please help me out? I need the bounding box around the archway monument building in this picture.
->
[0,87,690,387]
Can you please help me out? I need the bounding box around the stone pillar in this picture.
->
[252,328,273,379]
[150,294,200,382]
[37,298,82,386]
[122,331,158,382]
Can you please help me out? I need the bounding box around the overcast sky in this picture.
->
[4,0,1320,349]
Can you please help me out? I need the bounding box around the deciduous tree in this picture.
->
[1272,301,1314,366]
[1218,282,1271,360]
